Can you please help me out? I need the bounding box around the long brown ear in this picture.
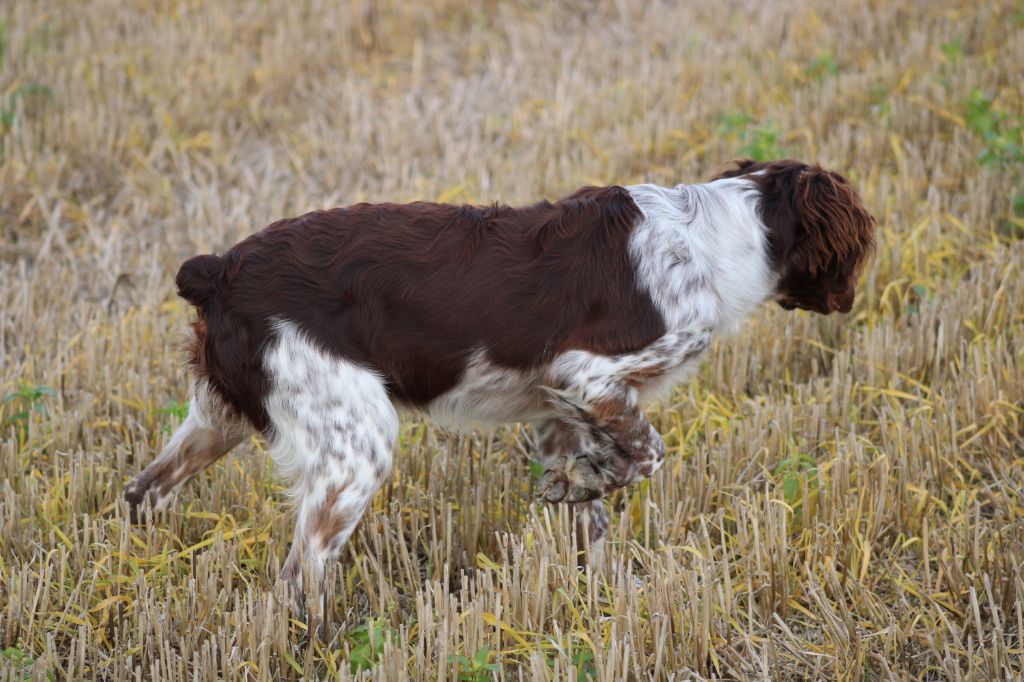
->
[792,169,876,276]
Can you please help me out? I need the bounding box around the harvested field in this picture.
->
[1,0,1023,679]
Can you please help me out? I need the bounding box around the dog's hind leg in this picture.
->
[125,381,249,521]
[263,321,398,619]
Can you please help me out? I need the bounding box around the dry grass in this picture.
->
[1,0,1023,679]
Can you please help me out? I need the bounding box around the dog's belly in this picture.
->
[424,352,550,430]
[418,339,707,431]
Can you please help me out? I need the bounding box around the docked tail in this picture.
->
[176,254,223,308]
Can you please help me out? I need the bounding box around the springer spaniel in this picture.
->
[126,159,875,603]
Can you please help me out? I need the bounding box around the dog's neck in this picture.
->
[626,178,777,335]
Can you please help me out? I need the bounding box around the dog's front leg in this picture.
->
[537,386,663,503]
[540,328,712,501]
[535,419,611,566]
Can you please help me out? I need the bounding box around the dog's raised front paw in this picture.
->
[538,456,610,503]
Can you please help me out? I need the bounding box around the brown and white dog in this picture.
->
[126,159,875,601]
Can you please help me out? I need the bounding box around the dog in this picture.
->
[125,158,875,605]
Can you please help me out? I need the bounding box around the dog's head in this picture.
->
[715,159,876,314]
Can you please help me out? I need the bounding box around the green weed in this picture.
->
[961,90,1024,169]
[1,646,55,682]
[773,447,819,510]
[719,112,787,161]
[806,51,839,80]
[940,37,963,65]
[2,382,56,440]
[544,639,597,681]
[449,645,501,681]
[156,398,190,434]
[347,618,397,674]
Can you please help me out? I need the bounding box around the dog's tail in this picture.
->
[176,254,224,310]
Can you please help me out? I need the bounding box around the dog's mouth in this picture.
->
[778,299,799,311]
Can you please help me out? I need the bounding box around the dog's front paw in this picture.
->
[538,460,604,503]
[539,468,599,503]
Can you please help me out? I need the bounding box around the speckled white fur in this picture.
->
[627,178,776,335]
[263,320,398,592]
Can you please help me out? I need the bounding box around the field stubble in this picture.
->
[1,0,1023,679]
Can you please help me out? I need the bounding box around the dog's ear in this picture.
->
[791,169,875,278]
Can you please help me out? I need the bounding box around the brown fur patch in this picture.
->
[624,364,671,388]
[538,420,581,457]
[312,480,358,551]
[590,394,628,424]
[185,317,208,376]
